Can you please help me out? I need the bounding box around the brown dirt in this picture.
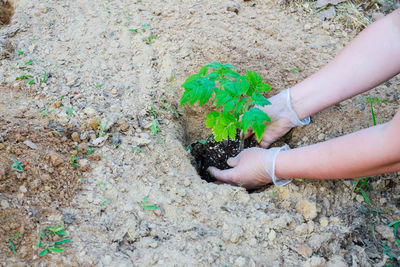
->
[0,87,89,263]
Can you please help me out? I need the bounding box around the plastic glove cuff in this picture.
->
[271,144,292,186]
[285,89,311,127]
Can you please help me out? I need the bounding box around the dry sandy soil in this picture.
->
[0,0,400,266]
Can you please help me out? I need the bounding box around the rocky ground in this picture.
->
[0,0,399,266]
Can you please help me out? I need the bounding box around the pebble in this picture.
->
[118,118,130,132]
[23,140,38,149]
[65,72,78,87]
[376,225,395,242]
[49,152,63,167]
[304,24,312,31]
[88,118,99,131]
[297,244,313,258]
[296,199,317,221]
[19,186,27,193]
[319,217,329,227]
[302,136,309,142]
[268,230,276,241]
[294,223,308,236]
[78,143,89,153]
[303,256,326,267]
[235,257,246,267]
[1,200,10,208]
[77,159,89,171]
[317,133,325,141]
[71,132,80,142]
[64,213,76,224]
[112,131,121,147]
[92,136,108,146]
[80,131,89,141]
[38,4,48,14]
[183,178,191,187]
[83,107,97,117]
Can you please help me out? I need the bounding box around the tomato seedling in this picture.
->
[181,62,271,150]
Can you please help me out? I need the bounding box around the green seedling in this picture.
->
[25,60,33,65]
[388,220,400,246]
[17,50,24,55]
[87,147,95,155]
[97,181,107,190]
[42,71,47,83]
[181,62,271,151]
[96,119,106,137]
[9,157,24,172]
[27,79,35,85]
[150,119,159,135]
[353,177,372,207]
[95,84,104,88]
[70,156,79,167]
[145,34,158,44]
[40,105,52,117]
[141,197,159,210]
[65,106,74,120]
[186,140,207,152]
[132,146,143,153]
[100,199,109,207]
[361,97,387,126]
[290,68,299,72]
[8,233,23,254]
[128,29,138,33]
[37,227,71,256]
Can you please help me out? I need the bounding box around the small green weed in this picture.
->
[290,68,299,72]
[132,146,143,153]
[128,29,138,33]
[141,197,159,210]
[96,119,106,137]
[70,156,79,167]
[9,157,24,172]
[87,147,95,155]
[95,84,104,88]
[17,50,24,55]
[40,104,52,117]
[145,34,158,44]
[42,71,47,83]
[150,119,159,135]
[65,106,74,120]
[8,233,23,254]
[353,177,372,207]
[37,226,71,256]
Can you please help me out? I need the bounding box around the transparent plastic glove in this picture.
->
[245,89,310,148]
[207,145,291,189]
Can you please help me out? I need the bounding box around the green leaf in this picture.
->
[247,70,257,88]
[212,112,236,141]
[199,66,209,76]
[256,82,271,93]
[143,205,159,210]
[17,49,24,55]
[205,111,219,128]
[206,62,223,69]
[222,80,241,97]
[39,249,49,256]
[198,140,207,145]
[56,231,67,236]
[290,68,299,72]
[181,76,215,106]
[242,108,271,142]
[222,63,237,69]
[251,93,271,107]
[9,240,15,253]
[239,79,250,95]
[49,247,64,253]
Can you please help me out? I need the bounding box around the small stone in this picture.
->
[65,72,77,87]
[38,4,47,13]
[227,6,239,14]
[83,107,97,117]
[317,133,325,141]
[297,244,313,258]
[265,27,275,36]
[268,230,276,241]
[296,200,317,221]
[19,186,27,193]
[88,118,99,131]
[0,144,5,150]
[78,143,89,153]
[117,118,130,132]
[111,89,117,95]
[304,24,312,31]
[0,166,5,179]
[80,131,88,141]
[322,22,330,31]
[319,217,329,227]
[63,213,75,224]
[329,24,335,32]
[235,257,246,267]
[1,200,9,208]
[184,178,191,187]
[77,159,89,171]
[302,136,309,142]
[303,256,326,267]
[49,152,63,167]
[71,132,80,142]
[23,140,37,149]
[53,101,62,108]
[295,223,308,236]
[92,136,108,146]
[112,132,121,147]
[376,225,395,242]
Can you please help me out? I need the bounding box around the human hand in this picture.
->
[245,89,310,148]
[207,145,291,189]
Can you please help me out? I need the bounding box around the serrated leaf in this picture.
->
[222,63,237,69]
[182,77,215,106]
[199,66,209,76]
[205,111,219,128]
[227,124,237,140]
[239,79,250,95]
[49,247,64,253]
[207,62,223,69]
[206,71,219,81]
[247,70,257,88]
[215,89,233,108]
[222,80,241,97]
[223,68,241,79]
[251,93,271,107]
[242,108,271,142]
[212,112,236,141]
[256,82,271,93]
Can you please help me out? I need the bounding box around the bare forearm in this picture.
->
[290,9,400,120]
[275,112,400,180]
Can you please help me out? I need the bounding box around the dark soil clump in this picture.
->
[190,133,258,182]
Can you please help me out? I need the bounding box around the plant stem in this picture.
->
[239,130,244,152]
